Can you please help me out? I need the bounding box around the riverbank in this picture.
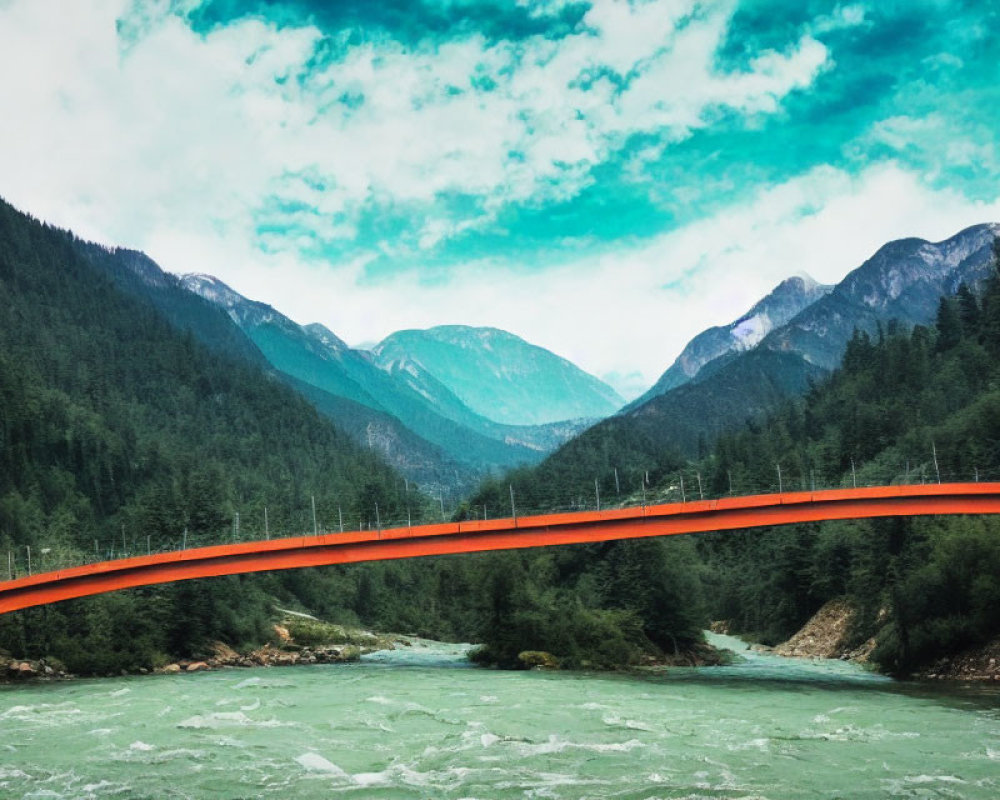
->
[760,597,1000,682]
[4,631,998,799]
[0,614,405,684]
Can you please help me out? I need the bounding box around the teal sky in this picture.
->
[1,0,998,397]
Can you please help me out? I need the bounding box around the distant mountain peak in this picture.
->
[372,325,624,426]
[181,273,282,327]
[763,222,1000,366]
[303,322,350,354]
[631,272,833,407]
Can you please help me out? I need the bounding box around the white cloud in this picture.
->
[1,1,995,401]
[0,0,828,259]
[208,162,998,400]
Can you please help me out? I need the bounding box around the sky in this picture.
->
[1,1,998,400]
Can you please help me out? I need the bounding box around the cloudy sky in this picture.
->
[1,0,998,398]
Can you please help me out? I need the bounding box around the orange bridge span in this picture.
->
[3,482,1000,614]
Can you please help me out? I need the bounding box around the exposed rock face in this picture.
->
[774,598,875,661]
[633,273,833,405]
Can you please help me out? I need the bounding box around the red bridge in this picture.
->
[2,482,999,614]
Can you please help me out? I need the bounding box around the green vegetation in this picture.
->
[2,190,998,678]
[690,243,1000,674]
[0,199,436,673]
[461,238,1000,675]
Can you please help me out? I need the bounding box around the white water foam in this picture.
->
[294,752,350,778]
[128,741,154,751]
[176,711,291,729]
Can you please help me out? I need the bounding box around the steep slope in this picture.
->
[510,224,1000,480]
[0,196,426,672]
[181,275,550,474]
[762,223,1000,368]
[76,245,269,368]
[372,326,624,426]
[72,251,477,492]
[632,274,832,407]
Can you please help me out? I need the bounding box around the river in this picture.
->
[0,633,998,799]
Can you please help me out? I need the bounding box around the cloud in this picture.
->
[0,0,829,262]
[1,0,997,402]
[189,162,1000,400]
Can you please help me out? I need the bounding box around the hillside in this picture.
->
[182,275,593,486]
[531,224,1000,473]
[0,198,434,672]
[460,236,1000,675]
[372,326,624,426]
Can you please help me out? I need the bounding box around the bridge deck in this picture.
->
[2,483,999,614]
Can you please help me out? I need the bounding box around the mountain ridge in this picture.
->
[631,273,833,409]
[371,325,624,427]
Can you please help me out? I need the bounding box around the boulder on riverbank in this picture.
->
[518,650,559,669]
[0,655,71,682]
[918,638,1000,682]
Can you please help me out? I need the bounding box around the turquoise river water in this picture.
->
[0,633,998,799]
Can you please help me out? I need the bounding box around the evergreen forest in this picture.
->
[2,194,1000,678]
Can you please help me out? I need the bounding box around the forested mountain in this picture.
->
[762,223,999,369]
[372,326,623,426]
[539,224,1000,467]
[631,273,832,407]
[0,198,708,675]
[182,275,595,486]
[4,190,997,679]
[464,236,1000,675]
[694,253,1000,674]
[0,198,440,672]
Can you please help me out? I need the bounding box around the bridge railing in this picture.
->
[4,466,999,581]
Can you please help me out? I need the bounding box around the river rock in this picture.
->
[518,651,559,670]
[186,662,209,672]
[162,663,182,674]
